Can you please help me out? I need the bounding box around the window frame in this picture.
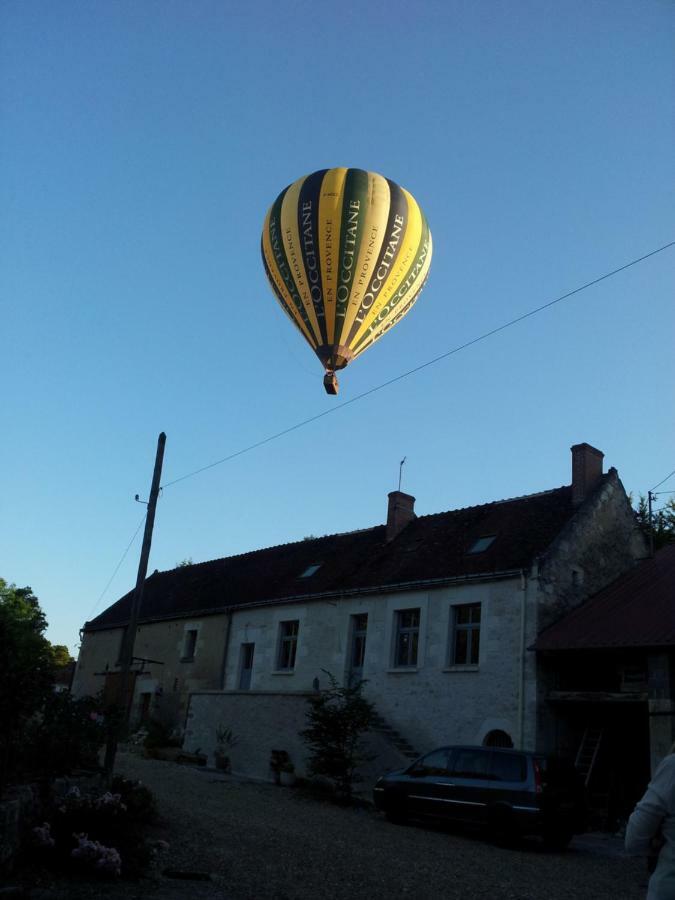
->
[181,628,198,662]
[276,619,299,671]
[450,602,481,667]
[393,607,420,668]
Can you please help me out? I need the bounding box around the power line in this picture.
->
[162,239,675,490]
[87,513,147,620]
[651,470,675,491]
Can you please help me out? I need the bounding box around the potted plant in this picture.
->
[214,724,238,772]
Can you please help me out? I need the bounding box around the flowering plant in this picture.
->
[71,833,121,877]
[31,822,55,848]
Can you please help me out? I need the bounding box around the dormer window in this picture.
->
[299,563,322,578]
[468,535,496,554]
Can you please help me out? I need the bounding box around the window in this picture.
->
[350,614,368,671]
[411,748,450,777]
[299,563,322,578]
[489,752,526,782]
[449,748,490,779]
[451,603,481,665]
[394,608,420,667]
[181,629,198,661]
[483,729,514,749]
[277,620,299,670]
[468,535,496,554]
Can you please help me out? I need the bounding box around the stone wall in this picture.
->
[72,613,231,733]
[184,690,418,793]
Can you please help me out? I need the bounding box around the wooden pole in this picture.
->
[103,432,166,781]
[648,490,655,558]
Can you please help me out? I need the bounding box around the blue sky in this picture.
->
[2,0,673,654]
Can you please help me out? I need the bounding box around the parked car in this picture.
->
[373,745,588,849]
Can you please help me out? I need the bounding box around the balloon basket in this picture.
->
[323,372,339,395]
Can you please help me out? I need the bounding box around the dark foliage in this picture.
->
[300,671,375,802]
[0,581,56,788]
[42,781,158,879]
[633,494,675,551]
[24,692,105,776]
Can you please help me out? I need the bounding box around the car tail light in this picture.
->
[533,760,543,794]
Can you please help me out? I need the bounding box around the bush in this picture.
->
[36,782,158,879]
[111,776,157,823]
[300,671,375,802]
[144,718,181,750]
[24,692,106,776]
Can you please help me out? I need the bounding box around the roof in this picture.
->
[86,485,577,631]
[535,543,675,651]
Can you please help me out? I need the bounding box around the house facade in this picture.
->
[534,542,675,825]
[72,443,646,781]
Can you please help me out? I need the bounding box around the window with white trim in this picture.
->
[451,603,481,665]
[394,608,420,667]
[277,620,299,670]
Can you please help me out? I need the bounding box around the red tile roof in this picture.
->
[86,485,577,631]
[535,543,675,650]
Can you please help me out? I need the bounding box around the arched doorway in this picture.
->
[483,729,514,748]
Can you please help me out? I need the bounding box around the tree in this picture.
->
[300,671,375,802]
[50,643,74,668]
[0,580,55,787]
[633,495,675,552]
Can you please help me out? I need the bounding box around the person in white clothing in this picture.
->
[626,752,675,900]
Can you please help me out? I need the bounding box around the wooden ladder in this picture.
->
[575,727,603,787]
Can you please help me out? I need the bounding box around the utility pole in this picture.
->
[103,431,166,781]
[648,490,655,558]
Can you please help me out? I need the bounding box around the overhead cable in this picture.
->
[162,240,675,490]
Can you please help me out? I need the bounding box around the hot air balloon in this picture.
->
[261,168,432,394]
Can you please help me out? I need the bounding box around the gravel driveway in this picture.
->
[31,751,649,900]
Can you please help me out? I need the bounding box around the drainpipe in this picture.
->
[518,570,528,749]
[219,610,233,690]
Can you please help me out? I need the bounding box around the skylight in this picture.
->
[468,535,496,554]
[299,563,322,578]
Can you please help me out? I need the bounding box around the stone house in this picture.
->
[72,442,646,781]
[534,541,675,825]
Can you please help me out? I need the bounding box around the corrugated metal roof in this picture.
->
[86,485,577,631]
[535,543,675,650]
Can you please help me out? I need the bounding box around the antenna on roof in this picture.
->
[398,457,407,492]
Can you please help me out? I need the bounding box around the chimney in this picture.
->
[386,491,416,541]
[571,443,604,506]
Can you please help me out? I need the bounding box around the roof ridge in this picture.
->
[158,523,386,575]
[415,485,570,521]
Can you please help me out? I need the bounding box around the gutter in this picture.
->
[517,569,528,749]
[82,568,522,632]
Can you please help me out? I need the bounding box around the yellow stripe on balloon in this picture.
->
[318,167,348,345]
[341,171,390,341]
[280,177,322,345]
[349,188,423,348]
[261,205,317,348]
[353,228,433,358]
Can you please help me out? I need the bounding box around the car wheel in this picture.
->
[487,806,517,846]
[385,806,408,825]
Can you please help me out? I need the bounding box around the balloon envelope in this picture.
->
[261,167,432,392]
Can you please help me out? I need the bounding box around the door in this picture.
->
[444,747,492,824]
[239,643,255,690]
[404,748,453,818]
[348,614,368,685]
